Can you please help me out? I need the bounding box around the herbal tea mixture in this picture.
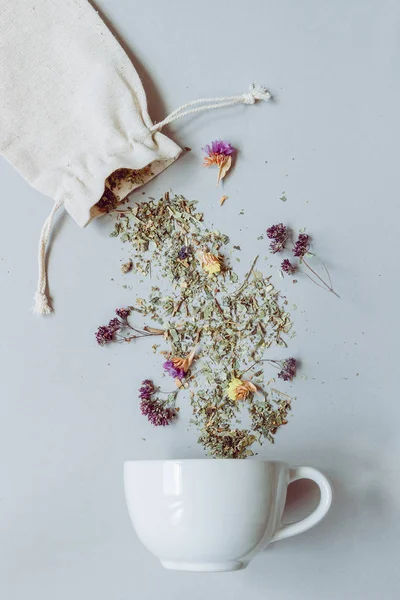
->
[96,191,298,458]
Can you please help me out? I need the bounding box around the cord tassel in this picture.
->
[150,83,271,132]
[33,199,63,315]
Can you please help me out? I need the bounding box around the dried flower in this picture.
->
[108,317,121,330]
[121,259,133,274]
[140,398,176,426]
[163,346,198,380]
[203,140,235,157]
[201,252,222,275]
[96,310,165,346]
[267,223,339,298]
[115,307,131,319]
[281,259,297,275]
[227,378,257,401]
[277,358,297,381]
[163,360,186,380]
[293,233,310,258]
[178,246,190,260]
[95,325,116,345]
[138,379,157,400]
[95,317,122,345]
[203,140,235,184]
[105,192,298,457]
[266,223,288,253]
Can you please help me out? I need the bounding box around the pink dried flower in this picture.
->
[202,140,235,156]
[163,360,186,380]
[140,398,176,427]
[281,259,297,274]
[293,233,310,258]
[115,307,131,319]
[139,379,157,400]
[203,140,235,184]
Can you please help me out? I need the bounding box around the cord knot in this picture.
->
[242,92,256,105]
[243,84,272,105]
[33,292,52,315]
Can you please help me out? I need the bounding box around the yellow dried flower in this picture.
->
[227,378,257,401]
[201,252,222,275]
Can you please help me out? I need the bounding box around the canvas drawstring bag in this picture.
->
[0,0,271,315]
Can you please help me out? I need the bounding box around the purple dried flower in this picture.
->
[163,360,186,380]
[293,233,310,258]
[95,325,115,345]
[140,398,176,427]
[281,259,297,275]
[95,317,123,345]
[266,223,287,240]
[277,358,297,382]
[203,140,235,157]
[266,223,288,254]
[115,307,131,319]
[139,379,157,400]
[108,318,122,332]
[178,246,190,260]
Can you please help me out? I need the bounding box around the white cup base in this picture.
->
[160,560,246,572]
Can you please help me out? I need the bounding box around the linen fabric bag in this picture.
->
[0,0,270,314]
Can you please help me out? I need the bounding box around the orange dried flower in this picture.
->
[163,346,198,379]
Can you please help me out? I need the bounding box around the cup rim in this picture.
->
[124,458,288,466]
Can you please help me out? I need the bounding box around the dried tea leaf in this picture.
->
[107,192,295,458]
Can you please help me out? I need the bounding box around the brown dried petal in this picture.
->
[121,259,133,274]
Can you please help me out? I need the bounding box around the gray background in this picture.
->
[1,0,399,598]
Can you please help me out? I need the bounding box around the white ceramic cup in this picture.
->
[124,459,332,572]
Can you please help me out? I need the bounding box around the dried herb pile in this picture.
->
[105,192,296,458]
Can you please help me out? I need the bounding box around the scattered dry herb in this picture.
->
[101,192,297,457]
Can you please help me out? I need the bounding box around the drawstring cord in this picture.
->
[33,84,270,316]
[33,199,63,315]
[149,83,271,132]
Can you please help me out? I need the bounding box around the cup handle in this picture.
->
[271,466,333,543]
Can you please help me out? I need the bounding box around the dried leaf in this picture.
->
[217,155,232,184]
[107,192,294,459]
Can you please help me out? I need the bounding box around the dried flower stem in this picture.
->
[234,255,259,299]
[270,388,292,399]
[301,258,340,298]
[241,358,279,376]
[205,285,224,315]
[241,357,296,381]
